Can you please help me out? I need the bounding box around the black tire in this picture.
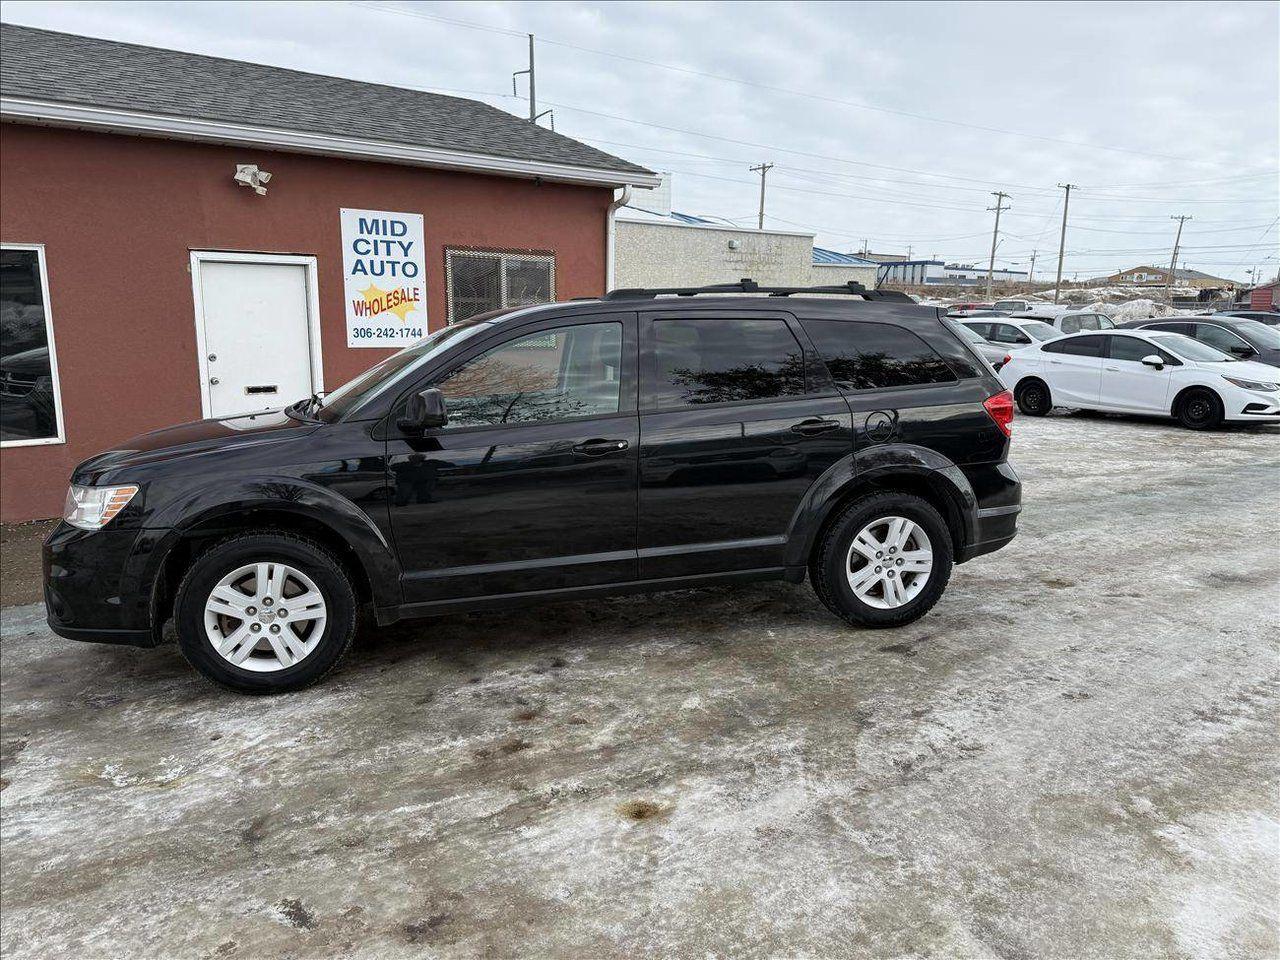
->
[1015,378,1053,416]
[1175,388,1224,430]
[810,491,954,629]
[173,532,358,694]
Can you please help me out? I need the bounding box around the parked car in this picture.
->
[947,320,1008,369]
[45,280,1022,693]
[961,317,1061,349]
[946,302,994,318]
[1015,310,1116,334]
[991,298,1046,314]
[1216,310,1280,325]
[1115,315,1280,367]
[998,329,1280,429]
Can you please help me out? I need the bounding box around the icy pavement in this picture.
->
[2,413,1278,958]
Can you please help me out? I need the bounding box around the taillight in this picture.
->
[1002,354,1012,366]
[983,390,1014,438]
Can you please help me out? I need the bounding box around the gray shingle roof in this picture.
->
[0,23,652,179]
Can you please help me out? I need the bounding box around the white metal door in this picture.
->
[192,255,321,418]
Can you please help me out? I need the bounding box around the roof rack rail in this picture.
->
[602,278,914,303]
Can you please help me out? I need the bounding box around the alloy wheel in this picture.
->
[845,516,934,609]
[203,562,328,672]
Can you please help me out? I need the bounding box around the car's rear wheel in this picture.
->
[174,532,358,694]
[1015,378,1053,416]
[1175,388,1224,430]
[811,491,953,628]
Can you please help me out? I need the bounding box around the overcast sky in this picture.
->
[5,0,1278,282]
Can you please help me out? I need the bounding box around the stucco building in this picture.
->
[0,25,655,521]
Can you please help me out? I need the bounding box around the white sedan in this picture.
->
[998,329,1280,429]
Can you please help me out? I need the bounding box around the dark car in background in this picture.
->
[44,280,1020,694]
[1117,315,1280,367]
[1215,310,1280,325]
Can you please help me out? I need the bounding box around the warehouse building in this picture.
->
[0,25,656,521]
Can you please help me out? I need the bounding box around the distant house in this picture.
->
[614,175,877,290]
[1238,280,1279,310]
[1099,266,1235,289]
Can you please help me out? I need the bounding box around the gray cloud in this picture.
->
[4,0,1277,281]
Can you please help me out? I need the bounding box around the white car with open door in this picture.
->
[997,330,1280,429]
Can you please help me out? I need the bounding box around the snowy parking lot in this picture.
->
[1,413,1277,958]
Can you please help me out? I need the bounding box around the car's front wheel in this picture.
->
[174,532,358,694]
[811,491,953,628]
[1175,387,1224,430]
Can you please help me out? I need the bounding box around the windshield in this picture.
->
[317,321,492,420]
[1023,321,1059,341]
[1150,333,1237,363]
[1234,319,1280,348]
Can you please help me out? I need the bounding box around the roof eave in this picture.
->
[0,96,660,189]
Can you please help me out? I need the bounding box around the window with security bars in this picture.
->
[446,249,555,323]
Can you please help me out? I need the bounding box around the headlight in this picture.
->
[63,484,139,530]
[1223,376,1279,392]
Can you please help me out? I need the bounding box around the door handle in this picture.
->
[1104,366,1120,371]
[791,418,840,436]
[1049,360,1063,365]
[572,438,629,457]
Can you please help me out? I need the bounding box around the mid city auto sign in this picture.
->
[340,208,428,347]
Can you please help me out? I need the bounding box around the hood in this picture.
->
[1190,358,1280,382]
[73,408,321,483]
[1250,347,1280,368]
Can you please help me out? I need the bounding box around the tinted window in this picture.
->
[803,320,957,390]
[1195,324,1251,355]
[1235,320,1280,348]
[644,318,805,408]
[1108,336,1169,362]
[963,322,993,339]
[1042,335,1105,357]
[437,322,622,426]
[1145,321,1191,334]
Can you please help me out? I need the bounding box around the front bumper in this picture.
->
[43,522,166,648]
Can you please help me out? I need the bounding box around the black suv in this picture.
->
[44,280,1021,693]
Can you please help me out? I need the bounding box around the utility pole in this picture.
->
[1167,215,1192,304]
[985,191,1010,299]
[512,34,536,121]
[906,245,913,260]
[750,162,773,230]
[1028,249,1037,285]
[1053,183,1074,304]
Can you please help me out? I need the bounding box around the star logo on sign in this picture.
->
[359,283,416,322]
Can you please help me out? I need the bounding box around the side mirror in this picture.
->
[1140,354,1165,369]
[1229,344,1255,359]
[396,387,448,432]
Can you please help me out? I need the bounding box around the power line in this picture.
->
[350,0,1235,168]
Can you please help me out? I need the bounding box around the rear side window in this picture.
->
[802,320,958,390]
[644,317,806,408]
[1061,316,1081,334]
[1042,335,1106,357]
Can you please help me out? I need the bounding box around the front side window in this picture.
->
[644,317,806,408]
[1195,324,1251,355]
[962,322,992,339]
[1,246,63,445]
[1108,336,1174,363]
[1150,333,1235,363]
[446,249,555,324]
[989,324,1028,345]
[804,320,957,390]
[436,322,622,427]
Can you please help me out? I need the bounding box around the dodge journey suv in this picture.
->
[44,280,1021,693]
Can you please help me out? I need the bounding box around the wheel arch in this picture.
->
[144,483,399,644]
[786,447,976,577]
[1169,382,1221,418]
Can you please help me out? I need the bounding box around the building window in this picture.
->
[1,245,64,446]
[445,249,555,323]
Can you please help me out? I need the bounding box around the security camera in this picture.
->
[233,164,272,195]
